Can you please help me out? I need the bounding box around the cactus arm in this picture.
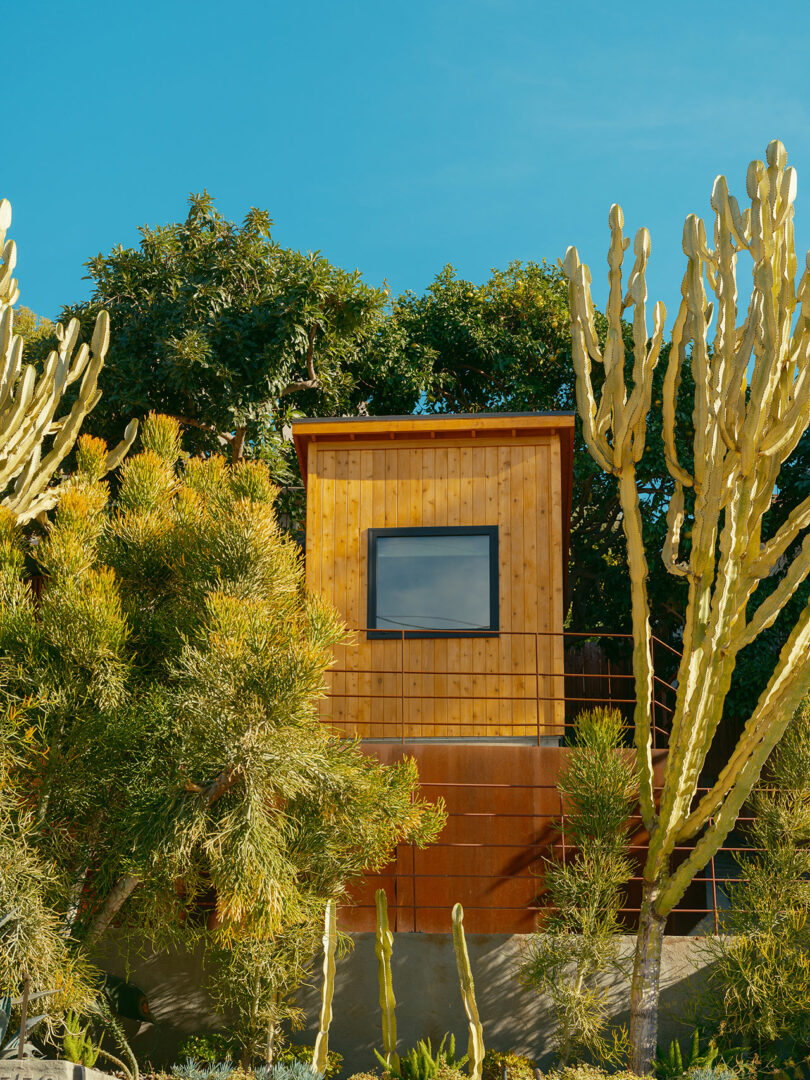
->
[313,899,337,1077]
[676,597,810,843]
[738,533,810,647]
[451,904,484,1080]
[374,889,399,1071]
[565,223,659,832]
[0,202,133,522]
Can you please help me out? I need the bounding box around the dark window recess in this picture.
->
[367,526,499,638]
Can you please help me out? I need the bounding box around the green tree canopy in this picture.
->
[50,194,388,466]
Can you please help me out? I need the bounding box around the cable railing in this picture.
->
[339,780,749,936]
[320,628,679,747]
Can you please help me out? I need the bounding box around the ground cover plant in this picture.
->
[562,140,810,1072]
[0,412,444,1063]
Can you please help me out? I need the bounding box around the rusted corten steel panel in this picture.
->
[340,743,673,935]
[293,413,575,739]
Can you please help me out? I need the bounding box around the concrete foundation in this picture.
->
[297,935,711,1074]
[101,933,714,1073]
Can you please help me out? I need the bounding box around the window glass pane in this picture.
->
[375,533,492,631]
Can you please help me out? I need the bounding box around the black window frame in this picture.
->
[366,525,500,639]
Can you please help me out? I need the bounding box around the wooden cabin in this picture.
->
[290,413,708,934]
[292,412,576,742]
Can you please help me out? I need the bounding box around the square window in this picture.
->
[367,526,499,638]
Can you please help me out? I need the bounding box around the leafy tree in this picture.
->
[0,414,444,1055]
[49,194,388,467]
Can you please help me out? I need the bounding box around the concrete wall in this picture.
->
[99,934,713,1073]
[297,935,711,1075]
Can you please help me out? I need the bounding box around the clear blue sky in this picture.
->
[4,0,810,326]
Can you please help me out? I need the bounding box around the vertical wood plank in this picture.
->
[344,450,362,737]
[446,448,461,736]
[549,435,565,735]
[356,448,375,736]
[319,451,338,729]
[484,445,500,734]
[332,450,349,732]
[522,445,540,738]
[384,448,400,739]
[432,448,449,736]
[497,446,513,735]
[471,447,487,736]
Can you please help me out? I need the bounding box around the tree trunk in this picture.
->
[86,874,141,947]
[629,884,666,1076]
[231,426,247,463]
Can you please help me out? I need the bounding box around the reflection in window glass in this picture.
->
[375,533,492,631]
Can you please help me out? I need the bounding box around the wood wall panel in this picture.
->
[307,436,567,739]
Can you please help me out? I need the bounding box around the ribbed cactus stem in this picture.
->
[312,899,337,1076]
[451,903,484,1080]
[374,888,399,1071]
[0,198,137,522]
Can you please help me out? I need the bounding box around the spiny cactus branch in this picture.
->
[562,140,810,1074]
[0,198,137,522]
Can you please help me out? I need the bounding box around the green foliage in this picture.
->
[276,1044,342,1079]
[700,698,810,1058]
[518,708,637,1066]
[655,1030,717,1079]
[681,1069,736,1080]
[172,1063,238,1080]
[61,1009,101,1067]
[377,1034,467,1080]
[178,1034,241,1066]
[0,412,444,1059]
[480,1049,537,1080]
[260,1063,322,1080]
[541,1066,644,1080]
[0,990,54,1059]
[54,193,387,475]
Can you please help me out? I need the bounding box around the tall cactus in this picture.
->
[312,899,337,1077]
[562,140,810,1074]
[0,198,136,522]
[374,889,399,1072]
[451,904,484,1080]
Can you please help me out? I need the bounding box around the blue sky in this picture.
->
[4,0,810,327]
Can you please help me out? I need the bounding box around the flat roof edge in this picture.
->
[291,410,575,428]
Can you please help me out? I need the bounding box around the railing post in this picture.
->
[710,816,720,933]
[400,630,406,745]
[535,632,541,746]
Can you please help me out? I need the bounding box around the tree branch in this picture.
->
[186,764,241,806]
[280,323,320,397]
[170,414,234,444]
[85,874,141,947]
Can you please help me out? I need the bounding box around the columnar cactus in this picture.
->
[562,140,810,1074]
[312,899,337,1077]
[0,198,136,522]
[374,889,399,1072]
[451,904,484,1080]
